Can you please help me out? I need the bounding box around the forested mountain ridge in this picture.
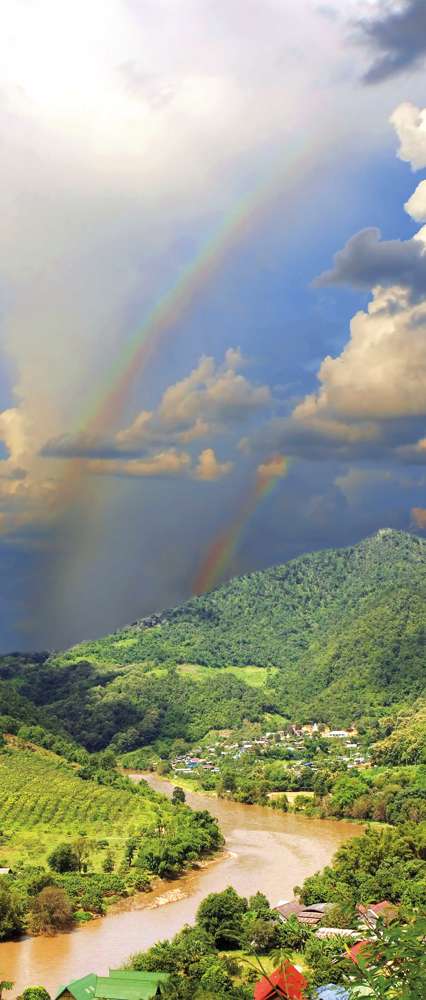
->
[1,529,425,749]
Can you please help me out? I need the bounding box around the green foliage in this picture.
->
[372,700,426,765]
[297,823,426,909]
[102,849,115,873]
[132,925,215,974]
[329,774,370,815]
[18,989,50,1000]
[128,883,426,999]
[241,914,283,953]
[0,881,24,939]
[345,913,426,999]
[3,531,425,751]
[48,844,79,873]
[136,808,222,879]
[171,787,186,805]
[196,887,248,948]
[275,913,312,950]
[0,743,222,939]
[0,747,160,835]
[304,935,347,987]
[0,983,14,1000]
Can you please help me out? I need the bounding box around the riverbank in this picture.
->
[0,773,362,997]
[129,770,363,823]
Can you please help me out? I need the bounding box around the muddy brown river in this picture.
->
[0,773,362,996]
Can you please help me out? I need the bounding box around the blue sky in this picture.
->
[1,0,426,649]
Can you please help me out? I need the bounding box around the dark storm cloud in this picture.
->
[40,433,125,460]
[0,466,27,480]
[314,227,426,300]
[357,0,426,84]
[247,413,426,464]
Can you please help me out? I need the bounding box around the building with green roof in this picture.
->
[55,970,169,1000]
[55,974,97,1000]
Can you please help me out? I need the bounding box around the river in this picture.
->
[0,773,362,996]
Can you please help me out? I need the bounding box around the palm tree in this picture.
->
[0,981,14,1000]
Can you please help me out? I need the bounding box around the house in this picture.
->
[55,974,97,1000]
[96,972,169,999]
[55,970,170,1000]
[324,730,350,739]
[254,962,308,1000]
[315,927,359,941]
[357,901,398,927]
[274,899,331,927]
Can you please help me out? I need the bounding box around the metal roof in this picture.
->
[55,972,169,1000]
[95,973,169,1000]
[55,974,97,1000]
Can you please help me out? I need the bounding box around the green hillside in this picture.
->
[1,529,425,749]
[372,699,426,766]
[0,741,221,873]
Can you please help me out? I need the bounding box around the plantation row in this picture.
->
[0,749,157,832]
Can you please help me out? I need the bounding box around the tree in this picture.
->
[124,835,139,867]
[248,892,271,916]
[304,936,346,987]
[217,769,236,795]
[28,886,74,935]
[47,844,79,873]
[171,787,186,805]
[242,915,282,953]
[72,836,92,872]
[0,883,24,940]
[102,850,115,873]
[330,774,370,815]
[157,760,171,776]
[276,914,312,950]
[18,989,50,1000]
[196,887,248,948]
[0,982,14,1000]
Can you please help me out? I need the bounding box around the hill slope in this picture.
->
[1,529,425,747]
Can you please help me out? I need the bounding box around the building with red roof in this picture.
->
[254,962,308,1000]
[347,940,373,965]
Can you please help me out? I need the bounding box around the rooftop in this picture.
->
[56,971,169,1000]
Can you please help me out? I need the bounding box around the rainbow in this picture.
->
[51,127,329,515]
[193,455,289,594]
[60,134,325,456]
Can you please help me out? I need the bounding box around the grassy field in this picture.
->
[0,744,164,870]
[224,949,308,983]
[176,663,278,688]
[267,791,315,804]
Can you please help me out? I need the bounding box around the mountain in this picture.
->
[1,529,425,749]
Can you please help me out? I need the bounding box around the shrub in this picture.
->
[28,886,74,935]
[47,844,79,874]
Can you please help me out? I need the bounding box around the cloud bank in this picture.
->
[249,102,426,468]
[357,0,426,84]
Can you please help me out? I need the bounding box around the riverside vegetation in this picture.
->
[0,530,425,994]
[139,722,426,829]
[0,740,222,939]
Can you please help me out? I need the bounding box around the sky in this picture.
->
[1,0,426,650]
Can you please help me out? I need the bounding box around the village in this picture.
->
[54,896,399,1000]
[168,722,367,780]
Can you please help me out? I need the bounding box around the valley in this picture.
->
[0,775,362,997]
[0,530,425,997]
